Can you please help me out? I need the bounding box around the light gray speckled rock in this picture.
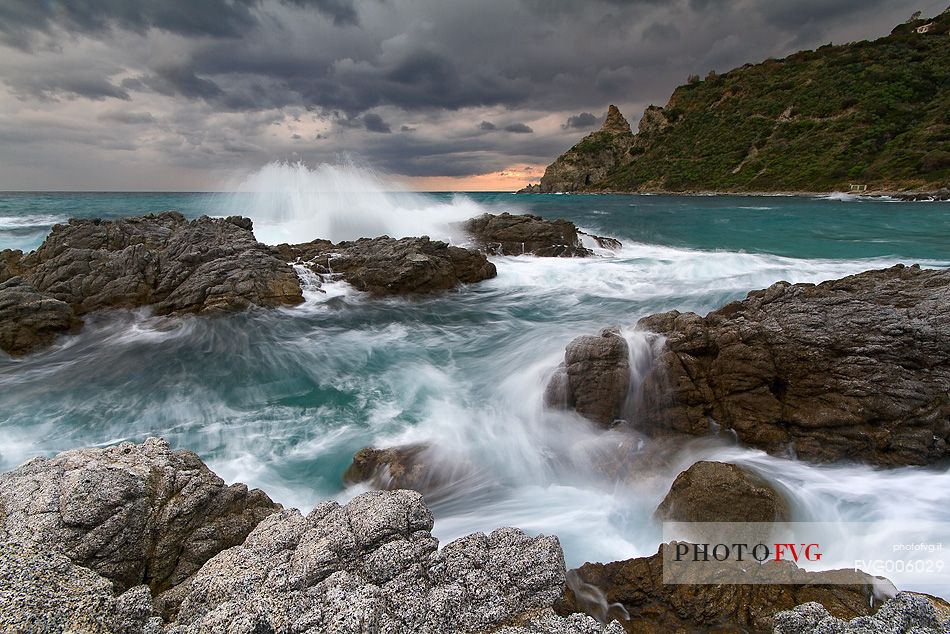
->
[774,592,950,633]
[0,437,280,597]
[0,541,162,634]
[163,489,570,634]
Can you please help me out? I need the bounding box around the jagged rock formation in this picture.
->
[637,264,950,466]
[277,235,497,295]
[774,592,950,634]
[462,212,597,257]
[536,106,634,193]
[557,544,884,633]
[545,327,630,426]
[0,438,280,596]
[654,460,790,523]
[0,212,304,356]
[528,10,950,193]
[0,439,622,634]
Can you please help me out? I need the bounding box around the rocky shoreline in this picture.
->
[4,439,949,633]
[0,210,612,357]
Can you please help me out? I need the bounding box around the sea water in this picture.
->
[1,163,948,594]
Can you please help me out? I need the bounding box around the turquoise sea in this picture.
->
[1,175,949,592]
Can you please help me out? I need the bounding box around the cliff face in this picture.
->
[537,105,634,192]
[531,9,950,193]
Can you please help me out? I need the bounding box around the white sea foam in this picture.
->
[214,161,499,244]
[0,214,66,230]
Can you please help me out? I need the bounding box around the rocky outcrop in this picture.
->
[0,439,622,634]
[0,277,81,356]
[463,212,594,257]
[536,105,634,193]
[0,249,23,283]
[0,542,162,634]
[636,264,950,466]
[161,490,604,633]
[557,544,883,633]
[774,592,950,634]
[0,212,304,356]
[654,460,790,523]
[545,327,630,426]
[277,235,497,295]
[0,438,280,596]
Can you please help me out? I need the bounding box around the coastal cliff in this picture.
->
[526,9,950,193]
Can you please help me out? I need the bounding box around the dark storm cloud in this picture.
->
[98,111,156,124]
[0,0,358,49]
[362,113,391,133]
[0,0,938,186]
[503,123,533,134]
[562,112,599,129]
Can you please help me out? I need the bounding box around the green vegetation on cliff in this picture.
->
[541,9,950,193]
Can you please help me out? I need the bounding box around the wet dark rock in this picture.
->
[1,212,304,356]
[0,277,81,356]
[556,544,884,633]
[0,249,23,283]
[463,212,594,257]
[774,591,950,634]
[277,235,497,295]
[891,187,950,202]
[655,460,790,523]
[636,264,950,466]
[545,327,631,427]
[0,438,281,597]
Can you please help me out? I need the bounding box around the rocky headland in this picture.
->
[520,10,950,194]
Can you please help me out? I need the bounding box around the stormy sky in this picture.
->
[0,0,945,190]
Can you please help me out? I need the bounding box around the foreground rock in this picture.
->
[0,437,280,595]
[655,460,790,523]
[278,235,496,295]
[774,592,950,634]
[0,439,621,634]
[463,212,600,257]
[545,327,631,426]
[161,490,605,632]
[557,544,883,633]
[0,212,304,356]
[0,542,161,634]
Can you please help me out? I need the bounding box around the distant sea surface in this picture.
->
[2,185,949,592]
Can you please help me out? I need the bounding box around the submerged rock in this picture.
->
[463,212,595,257]
[277,235,497,295]
[0,212,304,356]
[0,437,280,596]
[556,544,883,633]
[654,460,790,523]
[774,591,950,634]
[636,264,950,466]
[545,327,631,427]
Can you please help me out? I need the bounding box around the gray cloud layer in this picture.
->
[0,0,943,189]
